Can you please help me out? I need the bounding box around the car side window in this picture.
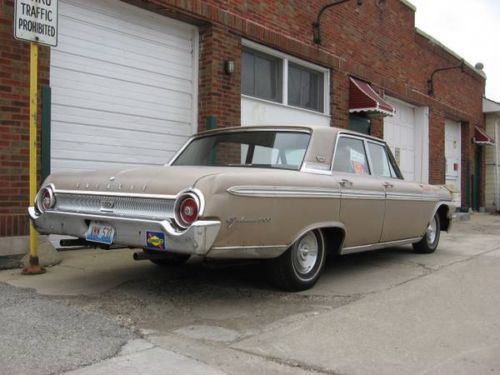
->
[333,137,370,175]
[367,142,392,178]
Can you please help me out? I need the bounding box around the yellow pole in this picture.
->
[23,42,45,274]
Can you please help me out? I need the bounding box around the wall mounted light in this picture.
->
[312,0,364,45]
[224,60,235,75]
[427,59,465,96]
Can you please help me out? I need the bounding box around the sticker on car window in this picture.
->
[350,149,368,175]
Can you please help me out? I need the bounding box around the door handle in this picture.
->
[339,178,353,187]
[383,182,394,189]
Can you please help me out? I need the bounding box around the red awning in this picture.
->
[473,126,495,145]
[349,77,395,116]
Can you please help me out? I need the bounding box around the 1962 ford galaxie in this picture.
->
[30,126,454,290]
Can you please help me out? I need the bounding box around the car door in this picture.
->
[366,141,432,242]
[332,135,386,248]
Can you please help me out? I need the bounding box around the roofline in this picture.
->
[484,97,500,114]
[399,0,416,12]
[415,28,486,80]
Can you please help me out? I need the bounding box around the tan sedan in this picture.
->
[30,126,454,291]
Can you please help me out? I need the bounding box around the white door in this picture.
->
[383,98,416,181]
[50,0,198,173]
[445,120,461,205]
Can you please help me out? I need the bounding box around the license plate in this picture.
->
[85,222,115,245]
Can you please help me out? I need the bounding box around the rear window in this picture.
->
[172,131,311,171]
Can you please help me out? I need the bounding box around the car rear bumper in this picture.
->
[28,207,221,256]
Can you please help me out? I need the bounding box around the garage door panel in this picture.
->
[51,54,192,93]
[62,1,194,50]
[57,21,193,73]
[51,159,154,174]
[54,34,193,79]
[52,88,192,123]
[51,0,197,172]
[51,108,192,138]
[51,72,192,110]
[52,123,187,151]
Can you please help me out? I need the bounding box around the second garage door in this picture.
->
[50,0,198,173]
[383,98,417,182]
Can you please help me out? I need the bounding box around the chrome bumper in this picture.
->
[28,207,221,256]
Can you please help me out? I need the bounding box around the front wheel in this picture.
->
[413,214,440,253]
[268,229,326,291]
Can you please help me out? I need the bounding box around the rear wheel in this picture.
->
[268,229,326,291]
[413,214,440,253]
[143,249,190,267]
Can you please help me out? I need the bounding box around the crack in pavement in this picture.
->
[231,346,340,375]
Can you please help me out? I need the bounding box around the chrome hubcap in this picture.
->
[426,216,437,245]
[292,232,319,275]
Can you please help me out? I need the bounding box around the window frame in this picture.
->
[332,135,372,176]
[241,47,283,103]
[169,128,312,171]
[241,40,330,116]
[332,133,404,179]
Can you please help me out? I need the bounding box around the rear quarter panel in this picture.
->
[194,170,341,248]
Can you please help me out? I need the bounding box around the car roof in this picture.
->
[195,125,385,144]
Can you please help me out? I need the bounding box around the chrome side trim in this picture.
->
[227,186,341,198]
[55,189,177,200]
[341,237,422,255]
[341,190,385,200]
[301,166,333,175]
[386,192,438,202]
[207,245,288,259]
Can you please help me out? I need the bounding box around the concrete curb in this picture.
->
[0,236,62,270]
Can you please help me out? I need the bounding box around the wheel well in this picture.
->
[437,205,451,232]
[320,227,345,255]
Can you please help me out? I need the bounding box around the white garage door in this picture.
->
[383,98,416,182]
[50,0,198,173]
[445,119,461,205]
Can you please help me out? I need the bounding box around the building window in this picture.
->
[241,42,329,114]
[242,48,282,102]
[288,63,324,112]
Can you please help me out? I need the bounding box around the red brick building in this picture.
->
[0,0,486,249]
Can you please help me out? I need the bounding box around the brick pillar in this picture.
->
[198,25,241,131]
[428,109,445,185]
[370,117,384,138]
[331,71,349,129]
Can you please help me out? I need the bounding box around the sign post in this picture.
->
[15,0,58,274]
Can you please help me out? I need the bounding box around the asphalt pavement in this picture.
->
[0,213,499,374]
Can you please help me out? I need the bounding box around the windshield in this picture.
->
[172,130,311,170]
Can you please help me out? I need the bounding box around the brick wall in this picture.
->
[0,0,49,237]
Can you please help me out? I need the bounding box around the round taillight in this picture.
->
[174,192,201,228]
[36,186,56,213]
